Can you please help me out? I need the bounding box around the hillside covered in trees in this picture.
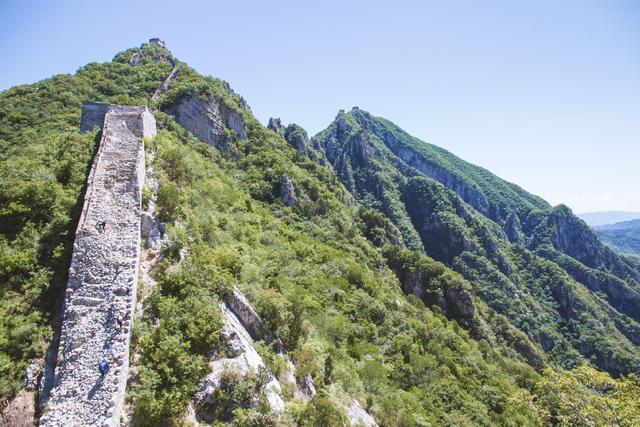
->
[594,219,640,256]
[1,41,639,426]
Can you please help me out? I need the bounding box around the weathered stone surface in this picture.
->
[163,94,246,151]
[383,132,491,217]
[280,175,297,207]
[346,399,377,427]
[148,38,165,47]
[267,117,285,136]
[227,287,263,341]
[547,205,640,324]
[128,52,141,66]
[40,104,155,427]
[193,303,285,421]
[24,362,39,391]
[282,357,316,401]
[80,102,155,135]
[1,389,36,427]
[284,124,310,156]
[141,211,165,249]
[270,118,328,165]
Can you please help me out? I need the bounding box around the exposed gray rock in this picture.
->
[549,206,604,268]
[141,210,165,249]
[193,303,284,422]
[443,285,475,320]
[267,117,285,136]
[280,175,297,207]
[128,52,141,66]
[504,212,524,243]
[148,38,165,47]
[347,398,377,427]
[382,132,491,217]
[547,205,640,324]
[284,124,310,156]
[40,104,155,427]
[301,374,317,398]
[163,94,246,151]
[282,356,316,401]
[228,287,263,341]
[24,363,39,391]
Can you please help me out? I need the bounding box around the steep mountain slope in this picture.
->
[311,108,640,375]
[595,219,640,255]
[1,40,640,426]
[0,42,173,404]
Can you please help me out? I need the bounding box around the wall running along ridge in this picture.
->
[39,102,156,427]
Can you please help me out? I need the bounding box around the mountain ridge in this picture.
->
[1,40,640,426]
[594,219,640,255]
[579,211,640,227]
[304,106,640,374]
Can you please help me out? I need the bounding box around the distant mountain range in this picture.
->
[578,211,640,227]
[594,219,640,255]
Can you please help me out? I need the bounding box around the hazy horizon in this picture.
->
[1,0,639,213]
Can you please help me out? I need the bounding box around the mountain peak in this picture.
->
[112,38,174,66]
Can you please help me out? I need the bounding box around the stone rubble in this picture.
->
[39,103,155,427]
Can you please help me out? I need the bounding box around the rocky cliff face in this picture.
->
[317,110,493,218]
[163,94,247,152]
[382,131,492,217]
[193,302,285,423]
[311,107,640,376]
[547,206,640,280]
[548,206,609,268]
[269,118,327,164]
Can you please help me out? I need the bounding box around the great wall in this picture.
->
[35,40,375,426]
[39,102,155,427]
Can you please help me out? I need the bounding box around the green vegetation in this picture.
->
[595,219,640,255]
[1,41,639,426]
[0,42,170,402]
[508,365,640,426]
[313,107,640,377]
[131,107,538,424]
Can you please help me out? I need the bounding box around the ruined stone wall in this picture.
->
[80,101,152,134]
[40,104,155,427]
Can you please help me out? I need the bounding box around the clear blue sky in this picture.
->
[1,0,639,213]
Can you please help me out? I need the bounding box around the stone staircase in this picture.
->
[39,103,155,427]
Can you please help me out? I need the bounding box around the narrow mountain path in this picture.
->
[40,107,155,427]
[152,59,178,102]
